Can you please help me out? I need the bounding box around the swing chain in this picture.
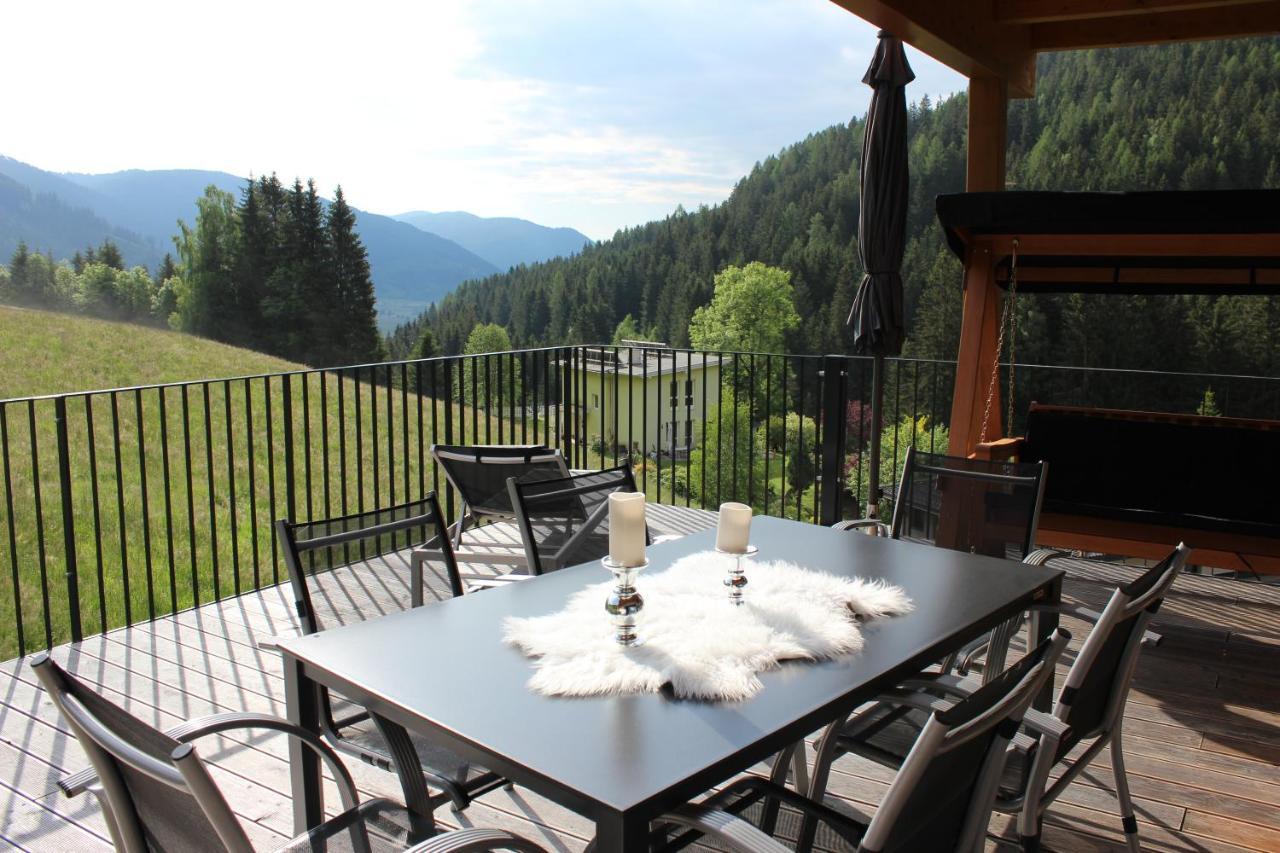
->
[978,239,1019,445]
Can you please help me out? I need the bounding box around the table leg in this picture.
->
[596,811,648,852]
[283,655,324,834]
[1031,574,1063,712]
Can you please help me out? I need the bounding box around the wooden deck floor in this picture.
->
[0,504,1276,852]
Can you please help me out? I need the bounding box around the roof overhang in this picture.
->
[829,0,1280,98]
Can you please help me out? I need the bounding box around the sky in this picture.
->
[0,1,966,240]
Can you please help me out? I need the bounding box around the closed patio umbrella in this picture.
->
[848,30,914,518]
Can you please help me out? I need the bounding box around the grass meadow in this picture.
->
[0,308,553,658]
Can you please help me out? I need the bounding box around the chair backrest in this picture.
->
[508,466,645,575]
[431,444,569,520]
[277,492,459,635]
[861,630,1070,853]
[1054,543,1188,745]
[31,653,251,853]
[890,446,1048,560]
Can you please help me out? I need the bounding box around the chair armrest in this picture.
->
[831,519,890,536]
[658,803,790,853]
[1021,707,1071,744]
[973,437,1024,462]
[405,827,548,852]
[60,712,360,812]
[1024,548,1069,567]
[896,672,981,699]
[849,686,960,720]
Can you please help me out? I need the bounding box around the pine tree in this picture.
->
[97,240,124,271]
[327,186,381,364]
[235,180,271,348]
[8,242,30,301]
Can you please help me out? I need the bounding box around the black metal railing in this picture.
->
[1,344,1275,658]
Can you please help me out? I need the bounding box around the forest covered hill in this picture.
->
[393,39,1280,380]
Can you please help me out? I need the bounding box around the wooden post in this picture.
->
[948,75,1008,457]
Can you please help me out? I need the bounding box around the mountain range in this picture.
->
[0,157,590,328]
[393,210,590,273]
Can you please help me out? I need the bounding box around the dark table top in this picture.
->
[277,516,1062,819]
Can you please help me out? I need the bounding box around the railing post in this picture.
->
[282,376,296,522]
[560,348,573,459]
[443,359,456,523]
[819,355,849,526]
[54,396,83,643]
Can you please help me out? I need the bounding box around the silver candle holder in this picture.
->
[602,556,649,646]
[716,544,758,606]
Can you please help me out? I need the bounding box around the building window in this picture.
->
[592,393,599,410]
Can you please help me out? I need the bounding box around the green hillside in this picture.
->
[0,306,305,399]
[0,308,539,658]
[395,39,1280,381]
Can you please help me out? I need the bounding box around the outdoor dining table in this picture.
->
[276,515,1063,850]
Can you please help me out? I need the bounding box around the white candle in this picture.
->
[608,492,647,567]
[716,502,752,553]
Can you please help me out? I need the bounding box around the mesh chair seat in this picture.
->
[834,692,1051,805]
[338,717,479,785]
[890,448,1047,560]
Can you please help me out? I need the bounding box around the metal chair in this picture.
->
[814,543,1188,852]
[837,446,1048,560]
[507,466,647,575]
[32,653,544,853]
[431,444,569,568]
[838,446,1049,679]
[652,630,1070,853]
[276,494,507,813]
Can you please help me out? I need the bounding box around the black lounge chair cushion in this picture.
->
[1022,405,1280,539]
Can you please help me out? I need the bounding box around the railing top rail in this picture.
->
[997,360,1280,383]
[2,340,1276,406]
[0,344,582,406]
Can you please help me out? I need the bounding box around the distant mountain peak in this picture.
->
[393,210,591,272]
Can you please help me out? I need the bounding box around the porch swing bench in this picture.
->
[937,189,1280,575]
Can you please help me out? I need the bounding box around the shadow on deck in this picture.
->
[0,504,1275,852]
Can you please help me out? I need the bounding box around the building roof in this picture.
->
[568,346,731,378]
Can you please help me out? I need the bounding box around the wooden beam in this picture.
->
[973,233,1280,256]
[828,0,1037,97]
[949,78,1009,458]
[994,0,1266,24]
[1029,1,1280,49]
[965,78,1008,191]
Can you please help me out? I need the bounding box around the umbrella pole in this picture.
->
[866,354,885,520]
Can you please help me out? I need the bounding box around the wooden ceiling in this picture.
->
[829,0,1280,97]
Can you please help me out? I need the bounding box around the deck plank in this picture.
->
[1,509,1275,852]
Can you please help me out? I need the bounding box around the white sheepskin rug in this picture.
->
[503,550,913,701]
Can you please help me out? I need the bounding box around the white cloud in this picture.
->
[0,0,966,238]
